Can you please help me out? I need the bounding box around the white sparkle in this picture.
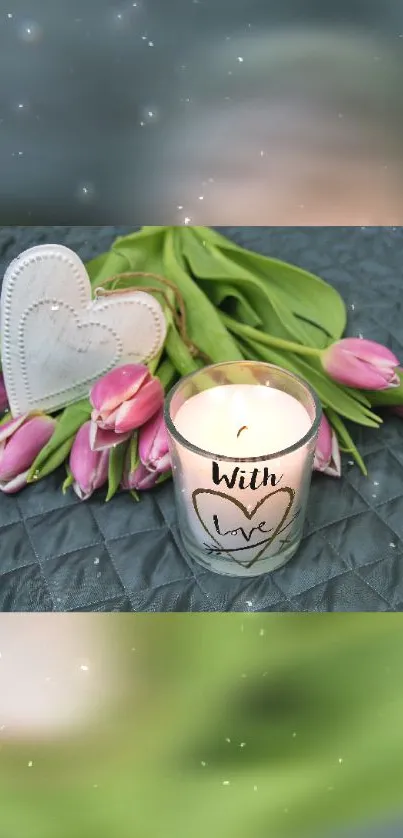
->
[237,56,244,63]
[184,216,191,225]
[148,41,154,47]
[80,664,89,672]
[223,780,230,786]
[28,761,33,767]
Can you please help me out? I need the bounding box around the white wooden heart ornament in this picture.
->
[0,244,167,417]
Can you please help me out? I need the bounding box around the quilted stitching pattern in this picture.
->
[0,226,402,612]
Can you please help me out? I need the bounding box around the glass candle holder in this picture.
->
[164,361,321,577]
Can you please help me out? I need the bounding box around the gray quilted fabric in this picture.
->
[0,226,402,612]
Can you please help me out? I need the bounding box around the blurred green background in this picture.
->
[1,614,403,838]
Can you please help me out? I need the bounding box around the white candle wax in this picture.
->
[173,384,313,572]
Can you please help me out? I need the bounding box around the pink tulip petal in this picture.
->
[323,338,400,391]
[128,462,159,491]
[314,416,341,478]
[0,413,29,444]
[139,408,170,471]
[89,422,131,452]
[0,470,30,494]
[338,338,399,367]
[90,365,150,413]
[114,377,164,433]
[324,431,342,478]
[72,481,90,501]
[0,416,55,482]
[313,415,333,469]
[70,422,110,499]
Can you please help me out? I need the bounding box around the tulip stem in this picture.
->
[220,314,323,358]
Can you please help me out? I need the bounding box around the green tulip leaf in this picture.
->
[190,226,346,344]
[106,439,129,503]
[26,399,92,483]
[62,466,74,494]
[366,370,403,407]
[161,229,243,364]
[155,358,178,392]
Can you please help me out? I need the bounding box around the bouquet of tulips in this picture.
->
[0,225,402,500]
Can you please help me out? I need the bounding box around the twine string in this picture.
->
[94,271,210,363]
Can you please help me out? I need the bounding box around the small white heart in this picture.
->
[1,244,167,416]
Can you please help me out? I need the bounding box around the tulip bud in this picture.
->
[313,414,341,478]
[0,413,56,494]
[121,460,161,492]
[0,373,8,413]
[138,408,171,475]
[69,421,109,501]
[322,338,400,390]
[90,364,164,437]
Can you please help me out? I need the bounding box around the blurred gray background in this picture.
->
[1,1,403,224]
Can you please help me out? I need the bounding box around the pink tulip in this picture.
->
[138,408,171,475]
[90,364,164,444]
[0,413,56,494]
[313,414,341,478]
[0,373,8,413]
[121,460,161,492]
[322,338,400,390]
[70,421,110,501]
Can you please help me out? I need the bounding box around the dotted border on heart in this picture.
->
[2,248,88,407]
[18,299,123,406]
[92,297,164,363]
[3,247,165,413]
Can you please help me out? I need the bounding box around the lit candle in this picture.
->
[166,363,321,577]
